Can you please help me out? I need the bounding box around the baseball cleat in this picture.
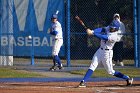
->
[58,64,64,70]
[78,81,86,88]
[126,77,133,86]
[57,64,64,70]
[49,65,58,71]
[58,66,64,70]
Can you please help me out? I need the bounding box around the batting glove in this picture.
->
[86,29,94,36]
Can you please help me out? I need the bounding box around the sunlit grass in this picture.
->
[0,68,43,78]
[71,68,140,78]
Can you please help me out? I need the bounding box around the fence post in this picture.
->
[66,0,71,67]
[134,0,138,67]
[137,0,140,67]
[29,0,34,65]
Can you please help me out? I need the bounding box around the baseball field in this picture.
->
[0,59,140,93]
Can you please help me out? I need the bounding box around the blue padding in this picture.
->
[0,77,139,82]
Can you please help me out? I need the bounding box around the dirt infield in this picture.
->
[0,81,140,93]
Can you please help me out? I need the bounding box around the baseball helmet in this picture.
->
[109,20,120,30]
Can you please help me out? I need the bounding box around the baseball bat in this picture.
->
[75,16,88,29]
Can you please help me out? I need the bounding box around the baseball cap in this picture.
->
[113,13,120,18]
[51,14,58,19]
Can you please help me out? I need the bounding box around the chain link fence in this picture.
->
[0,0,13,66]
[70,0,134,66]
[0,0,134,67]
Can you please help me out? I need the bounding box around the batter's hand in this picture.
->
[86,29,93,36]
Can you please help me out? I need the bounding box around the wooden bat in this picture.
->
[75,16,88,29]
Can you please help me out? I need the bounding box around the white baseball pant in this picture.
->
[52,38,63,56]
[89,48,115,75]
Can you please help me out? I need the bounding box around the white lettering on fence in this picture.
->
[1,36,51,46]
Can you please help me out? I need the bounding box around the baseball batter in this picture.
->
[78,20,133,87]
[49,13,63,71]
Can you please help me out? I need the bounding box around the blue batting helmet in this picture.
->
[109,20,120,30]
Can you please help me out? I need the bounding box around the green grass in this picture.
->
[70,68,140,78]
[0,68,44,78]
[0,67,139,78]
[0,60,139,78]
